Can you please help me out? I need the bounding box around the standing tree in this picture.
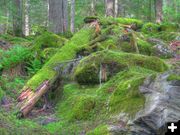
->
[63,0,68,32]
[49,0,63,33]
[105,0,114,17]
[114,0,118,17]
[13,0,23,36]
[91,0,96,16]
[155,0,163,23]
[70,0,75,33]
[23,0,30,36]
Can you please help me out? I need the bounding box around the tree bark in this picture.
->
[23,0,30,36]
[63,0,68,32]
[70,0,75,33]
[91,0,96,16]
[155,0,163,23]
[13,0,23,36]
[105,0,114,17]
[49,0,63,33]
[114,0,118,17]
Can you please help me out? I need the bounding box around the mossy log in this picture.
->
[17,80,50,117]
[16,28,93,117]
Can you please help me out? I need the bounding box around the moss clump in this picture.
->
[115,18,144,29]
[71,95,96,120]
[87,125,109,135]
[160,23,179,32]
[151,32,180,41]
[0,87,4,100]
[167,74,180,81]
[75,50,168,85]
[84,16,99,23]
[137,39,153,55]
[142,23,160,34]
[98,67,156,116]
[25,28,93,90]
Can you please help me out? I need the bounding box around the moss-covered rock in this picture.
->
[142,23,160,34]
[167,74,180,81]
[87,125,110,135]
[160,23,179,32]
[71,95,96,120]
[75,50,168,85]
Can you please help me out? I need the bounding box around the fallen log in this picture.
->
[17,80,50,118]
[16,28,93,118]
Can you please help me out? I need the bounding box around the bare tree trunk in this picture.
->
[13,0,23,36]
[23,0,30,36]
[91,0,96,16]
[0,0,8,34]
[105,0,114,17]
[63,0,68,32]
[70,0,75,33]
[149,0,152,21]
[114,0,118,17]
[155,0,163,23]
[49,0,63,33]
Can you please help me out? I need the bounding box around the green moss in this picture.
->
[151,32,180,41]
[71,95,96,120]
[0,34,31,46]
[32,31,67,50]
[160,23,179,32]
[137,39,153,55]
[115,18,144,28]
[167,74,180,81]
[26,28,93,90]
[0,87,4,100]
[75,50,168,85]
[142,23,160,34]
[98,67,156,116]
[87,125,110,135]
[0,111,49,135]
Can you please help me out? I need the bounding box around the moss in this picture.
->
[0,87,4,100]
[151,32,180,41]
[98,67,156,116]
[71,95,96,120]
[142,23,160,34]
[84,16,99,23]
[0,34,31,46]
[167,74,180,81]
[160,23,179,32]
[25,28,93,90]
[0,111,49,135]
[137,39,153,55]
[115,18,144,29]
[87,125,110,135]
[75,50,168,85]
[32,31,67,52]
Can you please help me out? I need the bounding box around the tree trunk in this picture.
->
[63,0,68,32]
[13,0,23,36]
[149,0,152,21]
[70,0,75,33]
[105,0,114,17]
[49,0,63,33]
[114,0,118,17]
[91,0,96,16]
[155,0,163,23]
[23,0,30,36]
[0,0,8,34]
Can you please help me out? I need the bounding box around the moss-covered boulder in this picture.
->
[71,95,96,120]
[87,125,109,135]
[142,23,160,34]
[74,50,168,85]
[160,23,179,32]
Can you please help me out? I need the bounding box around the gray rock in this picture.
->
[110,71,180,135]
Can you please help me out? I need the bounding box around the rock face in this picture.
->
[110,70,180,135]
[148,38,174,58]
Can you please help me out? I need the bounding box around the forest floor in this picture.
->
[0,17,180,135]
